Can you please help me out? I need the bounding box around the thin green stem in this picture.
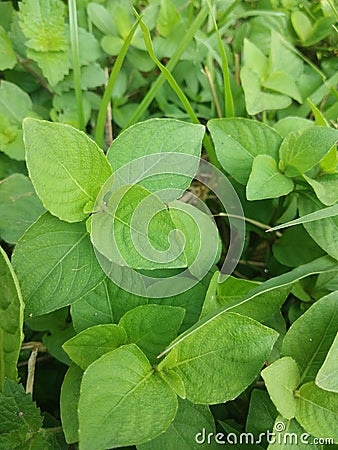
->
[207,0,234,117]
[69,0,85,131]
[95,18,141,148]
[124,4,209,129]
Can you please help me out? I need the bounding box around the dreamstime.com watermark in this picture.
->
[195,423,335,446]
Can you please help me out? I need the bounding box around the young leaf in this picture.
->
[159,312,278,404]
[12,212,105,317]
[119,305,185,364]
[261,357,300,419]
[63,324,127,370]
[137,398,217,450]
[23,118,112,222]
[246,155,294,200]
[282,291,338,384]
[279,127,338,177]
[78,344,178,449]
[303,173,338,206]
[60,363,83,444]
[295,382,338,441]
[0,246,24,389]
[0,174,45,244]
[208,118,282,184]
[315,333,338,393]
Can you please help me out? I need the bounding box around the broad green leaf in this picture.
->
[23,118,112,222]
[261,357,300,419]
[60,363,83,444]
[240,66,292,116]
[0,174,45,244]
[78,344,178,449]
[161,256,338,356]
[282,291,338,383]
[0,379,42,435]
[0,80,33,161]
[157,0,180,37]
[137,398,217,450]
[76,26,102,67]
[0,246,24,389]
[201,274,290,323]
[272,226,325,267]
[303,174,338,206]
[270,31,303,79]
[0,26,16,70]
[315,333,338,393]
[63,324,127,370]
[263,72,302,103]
[18,0,68,52]
[295,382,338,441]
[208,118,282,184]
[101,35,124,56]
[87,2,117,35]
[159,312,278,404]
[246,390,277,442]
[26,48,70,87]
[242,38,268,79]
[12,212,105,317]
[298,194,338,259]
[119,305,185,364]
[106,119,204,200]
[274,117,313,137]
[279,127,338,177]
[91,184,187,270]
[246,155,294,200]
[268,416,321,450]
[291,11,312,42]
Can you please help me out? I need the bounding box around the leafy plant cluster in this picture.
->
[0,0,337,449]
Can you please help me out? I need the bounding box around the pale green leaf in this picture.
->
[157,0,180,37]
[0,247,24,389]
[303,174,338,206]
[270,31,303,80]
[291,11,312,42]
[243,38,268,79]
[119,305,185,363]
[274,117,313,137]
[87,2,117,35]
[0,174,45,245]
[23,118,112,222]
[315,333,338,393]
[246,155,294,200]
[60,363,83,444]
[78,344,178,449]
[137,398,217,450]
[63,324,127,370]
[295,382,338,442]
[0,26,16,70]
[12,212,105,317]
[159,313,278,404]
[262,72,302,103]
[282,291,338,384]
[279,127,338,177]
[208,118,282,184]
[268,416,321,450]
[261,357,300,419]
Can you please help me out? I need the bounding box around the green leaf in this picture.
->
[157,0,180,37]
[268,416,321,450]
[87,2,117,35]
[63,324,127,370]
[269,31,303,79]
[0,26,16,70]
[298,194,338,259]
[246,155,294,201]
[91,184,187,270]
[0,379,42,434]
[0,247,24,389]
[106,119,204,200]
[119,305,185,364]
[303,174,338,206]
[208,118,282,184]
[0,174,45,245]
[262,72,302,103]
[12,212,105,317]
[18,0,68,52]
[23,118,112,222]
[137,398,217,450]
[282,291,338,384]
[316,333,338,393]
[295,382,338,441]
[159,313,278,404]
[242,38,268,79]
[261,357,300,419]
[26,48,70,87]
[279,127,338,177]
[60,363,83,444]
[78,344,178,449]
[246,390,277,442]
[291,11,312,42]
[274,117,313,137]
[42,321,75,365]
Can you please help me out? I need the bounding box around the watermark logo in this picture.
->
[91,153,245,297]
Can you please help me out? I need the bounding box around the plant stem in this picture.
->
[95,18,141,148]
[204,65,222,118]
[26,347,38,395]
[69,0,85,131]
